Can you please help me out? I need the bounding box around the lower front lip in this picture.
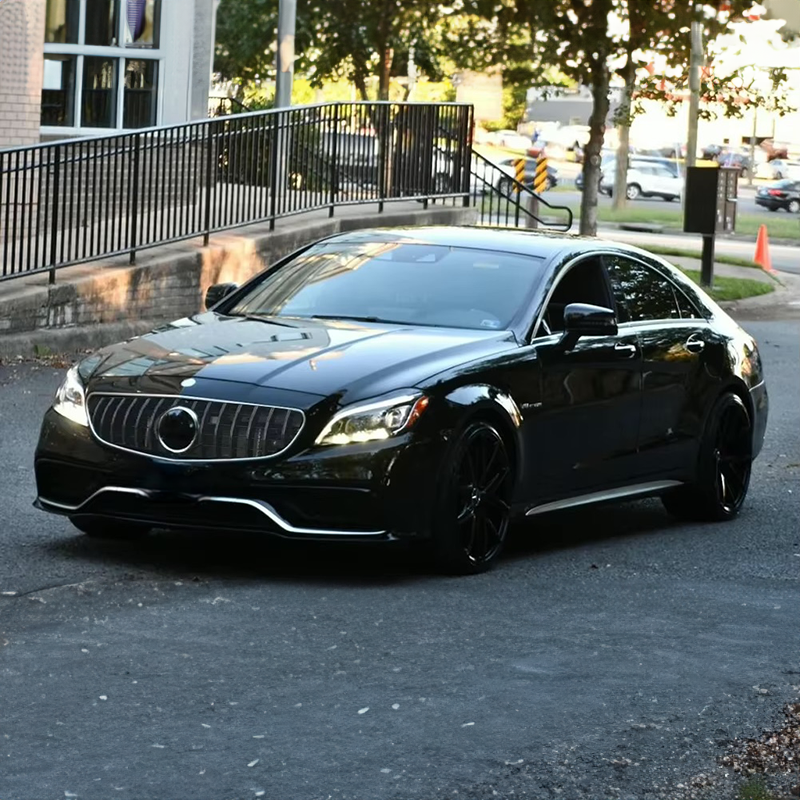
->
[34,409,446,541]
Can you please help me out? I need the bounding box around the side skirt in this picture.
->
[525,480,684,517]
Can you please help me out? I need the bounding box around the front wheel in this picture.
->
[626,183,641,200]
[787,199,800,214]
[70,516,151,540]
[431,420,514,575]
[662,393,752,522]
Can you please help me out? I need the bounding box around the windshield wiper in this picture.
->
[309,314,410,325]
[226,313,298,328]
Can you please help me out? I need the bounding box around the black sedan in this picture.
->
[35,228,768,574]
[755,179,800,213]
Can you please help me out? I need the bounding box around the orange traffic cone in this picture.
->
[754,224,777,275]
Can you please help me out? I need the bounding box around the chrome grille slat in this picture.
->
[258,406,276,458]
[87,394,304,461]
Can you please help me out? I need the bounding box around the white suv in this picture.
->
[600,157,683,202]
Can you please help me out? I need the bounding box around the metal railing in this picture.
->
[468,150,573,231]
[0,101,473,283]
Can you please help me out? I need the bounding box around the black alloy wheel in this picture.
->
[433,420,514,574]
[662,393,753,522]
[70,516,151,540]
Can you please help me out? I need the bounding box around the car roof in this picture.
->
[319,226,633,262]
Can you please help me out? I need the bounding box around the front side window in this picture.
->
[43,0,161,130]
[605,256,681,323]
[228,243,545,331]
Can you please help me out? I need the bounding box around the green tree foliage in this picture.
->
[215,0,278,87]
[456,0,789,234]
[214,0,448,102]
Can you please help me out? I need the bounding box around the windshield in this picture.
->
[228,242,544,330]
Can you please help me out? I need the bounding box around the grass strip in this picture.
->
[681,269,774,302]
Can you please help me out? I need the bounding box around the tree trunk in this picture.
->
[612,56,636,212]
[378,46,393,101]
[579,62,611,237]
[354,73,369,102]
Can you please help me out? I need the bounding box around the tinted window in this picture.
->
[229,243,544,331]
[605,256,681,322]
[674,287,702,319]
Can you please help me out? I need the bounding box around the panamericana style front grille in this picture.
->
[87,394,305,461]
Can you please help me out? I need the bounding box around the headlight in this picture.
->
[53,365,89,427]
[315,394,429,446]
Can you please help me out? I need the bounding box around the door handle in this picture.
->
[614,342,637,358]
[685,335,705,354]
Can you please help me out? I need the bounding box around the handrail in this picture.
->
[469,150,574,232]
[0,101,475,283]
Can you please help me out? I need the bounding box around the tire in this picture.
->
[497,177,512,195]
[661,393,752,522]
[626,183,641,200]
[787,199,800,214]
[431,420,514,575]
[665,195,677,202]
[70,516,151,540]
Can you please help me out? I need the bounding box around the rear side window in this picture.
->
[605,256,681,322]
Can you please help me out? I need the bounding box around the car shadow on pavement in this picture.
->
[39,498,679,585]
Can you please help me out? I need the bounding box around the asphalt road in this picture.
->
[599,229,800,275]
[550,186,767,218]
[1,315,798,800]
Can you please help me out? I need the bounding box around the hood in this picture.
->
[81,313,518,407]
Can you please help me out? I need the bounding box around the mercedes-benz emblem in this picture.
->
[156,406,199,454]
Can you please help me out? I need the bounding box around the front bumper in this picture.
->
[35,409,445,541]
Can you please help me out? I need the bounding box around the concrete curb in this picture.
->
[0,321,159,362]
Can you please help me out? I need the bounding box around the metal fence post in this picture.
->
[48,145,61,285]
[269,112,280,230]
[129,134,141,264]
[203,121,216,245]
[461,107,473,208]
[329,104,339,217]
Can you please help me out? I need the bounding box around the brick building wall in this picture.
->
[0,0,46,149]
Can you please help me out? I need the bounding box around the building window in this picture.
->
[124,59,158,128]
[42,55,76,125]
[42,0,161,131]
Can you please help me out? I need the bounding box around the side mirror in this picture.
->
[205,282,239,310]
[560,303,618,350]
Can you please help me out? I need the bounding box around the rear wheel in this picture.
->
[662,393,752,522]
[626,183,641,200]
[431,420,514,575]
[70,517,151,540]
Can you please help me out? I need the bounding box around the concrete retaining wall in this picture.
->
[0,204,477,358]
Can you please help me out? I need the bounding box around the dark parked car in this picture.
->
[755,179,800,213]
[35,228,768,574]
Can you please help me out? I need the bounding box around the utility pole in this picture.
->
[274,0,297,199]
[275,0,296,108]
[686,10,704,168]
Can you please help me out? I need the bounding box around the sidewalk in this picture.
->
[668,254,800,320]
